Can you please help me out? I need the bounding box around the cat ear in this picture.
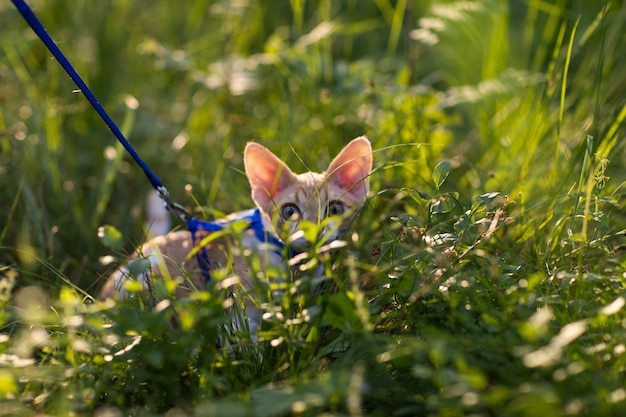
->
[244,142,296,208]
[326,136,372,201]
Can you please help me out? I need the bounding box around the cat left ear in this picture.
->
[326,136,373,201]
[244,142,296,208]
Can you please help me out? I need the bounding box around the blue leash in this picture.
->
[12,0,285,281]
[10,0,190,220]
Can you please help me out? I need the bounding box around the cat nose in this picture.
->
[286,227,316,253]
[289,235,312,252]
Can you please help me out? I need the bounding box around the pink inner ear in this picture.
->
[333,170,368,201]
[244,142,295,208]
[250,166,287,207]
[333,168,358,189]
[326,137,372,201]
[252,187,274,208]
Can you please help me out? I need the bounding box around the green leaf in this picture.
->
[390,213,421,228]
[474,192,501,207]
[416,189,431,199]
[598,196,619,206]
[431,196,455,214]
[568,233,587,243]
[432,161,451,190]
[97,225,124,250]
[325,292,363,332]
[128,258,151,278]
[453,210,472,233]
[402,187,431,200]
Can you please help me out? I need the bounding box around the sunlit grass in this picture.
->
[1,0,625,416]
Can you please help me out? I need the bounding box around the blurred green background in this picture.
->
[1,1,626,415]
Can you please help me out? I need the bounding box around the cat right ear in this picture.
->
[244,142,296,208]
[326,136,373,202]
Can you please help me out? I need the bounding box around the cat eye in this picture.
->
[327,201,345,217]
[280,203,301,221]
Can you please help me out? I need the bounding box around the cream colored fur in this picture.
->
[99,137,373,341]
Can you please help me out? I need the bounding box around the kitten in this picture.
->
[99,136,373,340]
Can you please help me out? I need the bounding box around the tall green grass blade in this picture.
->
[0,181,23,247]
[543,21,566,99]
[574,135,594,217]
[589,4,608,150]
[555,15,580,185]
[528,0,568,72]
[386,0,407,57]
[579,3,610,47]
[92,96,138,227]
[597,103,626,158]
[289,0,305,32]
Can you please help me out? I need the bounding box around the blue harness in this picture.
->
[187,208,285,281]
[12,0,286,282]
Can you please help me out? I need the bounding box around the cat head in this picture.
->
[244,136,373,249]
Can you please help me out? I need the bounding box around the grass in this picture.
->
[1,0,625,415]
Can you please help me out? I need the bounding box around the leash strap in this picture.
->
[11,0,191,221]
[12,0,288,282]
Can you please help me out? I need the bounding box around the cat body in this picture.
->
[99,137,373,339]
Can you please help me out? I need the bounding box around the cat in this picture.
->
[99,136,373,342]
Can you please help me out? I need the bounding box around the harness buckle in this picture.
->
[156,186,192,222]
